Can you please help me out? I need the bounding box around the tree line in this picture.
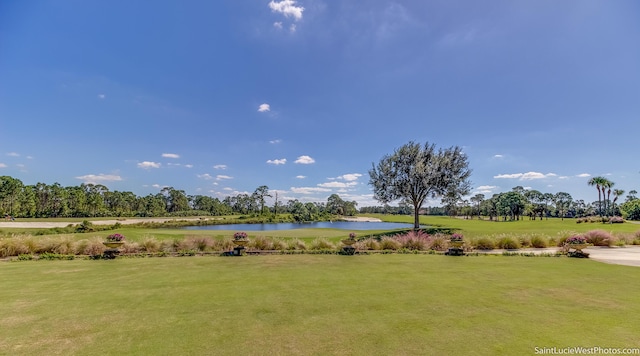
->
[0,176,358,220]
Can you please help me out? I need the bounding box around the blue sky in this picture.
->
[1,0,639,207]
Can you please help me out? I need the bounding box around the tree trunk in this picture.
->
[413,202,420,230]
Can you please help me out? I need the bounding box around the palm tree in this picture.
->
[588,176,607,217]
[612,189,625,216]
[602,179,614,216]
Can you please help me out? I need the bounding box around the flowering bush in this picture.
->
[233,232,248,240]
[565,235,587,245]
[106,233,125,242]
[450,233,464,242]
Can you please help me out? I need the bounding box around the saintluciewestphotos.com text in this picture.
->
[535,347,640,355]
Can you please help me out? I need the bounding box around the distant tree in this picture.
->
[470,193,485,219]
[368,141,471,229]
[612,189,625,216]
[253,185,271,215]
[626,190,638,203]
[554,192,572,220]
[620,199,640,221]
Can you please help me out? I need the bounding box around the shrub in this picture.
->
[355,238,380,251]
[122,241,141,254]
[212,238,234,251]
[429,234,449,251]
[610,216,624,224]
[271,238,287,251]
[250,236,273,250]
[286,239,307,251]
[379,236,401,250]
[309,238,335,250]
[474,237,495,250]
[517,235,532,248]
[187,236,213,252]
[81,238,106,256]
[530,235,549,248]
[584,230,615,246]
[0,238,30,257]
[53,236,77,255]
[496,235,520,250]
[140,236,161,252]
[395,230,430,251]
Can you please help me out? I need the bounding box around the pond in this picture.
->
[182,221,416,231]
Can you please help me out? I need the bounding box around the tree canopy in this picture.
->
[368,141,472,229]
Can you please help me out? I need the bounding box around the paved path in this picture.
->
[475,246,640,267]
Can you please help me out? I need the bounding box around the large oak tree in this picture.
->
[368,141,472,229]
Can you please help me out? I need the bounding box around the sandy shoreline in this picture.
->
[0,218,205,229]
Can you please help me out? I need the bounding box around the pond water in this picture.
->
[182,221,416,231]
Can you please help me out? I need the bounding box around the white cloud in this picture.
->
[290,186,332,194]
[197,174,214,180]
[577,173,591,178]
[559,176,570,180]
[296,175,306,179]
[338,173,362,181]
[493,154,504,158]
[152,184,162,189]
[258,103,270,112]
[75,174,122,183]
[214,164,227,170]
[273,22,283,29]
[162,153,180,159]
[98,94,105,99]
[216,175,233,180]
[26,156,34,159]
[270,139,282,144]
[295,155,315,164]
[267,158,287,165]
[494,172,556,180]
[223,187,233,191]
[6,152,19,157]
[0,163,7,168]
[184,164,193,168]
[318,181,358,188]
[138,161,161,169]
[269,0,304,21]
[290,24,297,33]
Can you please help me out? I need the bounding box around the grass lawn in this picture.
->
[1,255,639,355]
[366,214,640,238]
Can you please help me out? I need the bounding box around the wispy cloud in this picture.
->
[318,181,358,188]
[216,175,233,180]
[493,154,504,159]
[6,152,19,157]
[269,0,304,21]
[273,22,283,29]
[75,174,122,183]
[197,174,214,180]
[258,103,270,112]
[0,163,7,168]
[97,94,106,99]
[267,158,287,165]
[290,186,331,194]
[138,161,161,169]
[184,164,193,168]
[270,139,282,144]
[576,173,591,178]
[494,172,556,180]
[213,165,227,170]
[338,173,362,181]
[295,175,306,179]
[162,153,180,159]
[295,155,315,164]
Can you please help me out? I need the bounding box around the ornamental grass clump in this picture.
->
[355,238,380,251]
[395,230,430,250]
[530,235,549,248]
[474,237,495,250]
[286,238,307,251]
[429,234,449,251]
[583,230,615,246]
[309,238,335,251]
[379,236,401,250]
[496,235,520,250]
[140,236,161,252]
[250,235,273,250]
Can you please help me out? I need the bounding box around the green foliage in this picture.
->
[495,235,521,249]
[474,237,495,250]
[620,199,640,220]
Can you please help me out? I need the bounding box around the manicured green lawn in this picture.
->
[367,214,640,238]
[1,255,639,355]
